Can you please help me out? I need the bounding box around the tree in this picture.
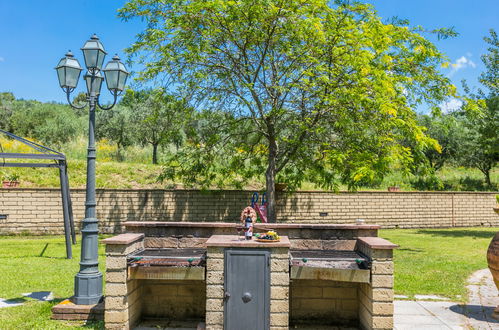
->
[121,88,190,164]
[0,92,16,132]
[460,30,499,187]
[97,106,134,161]
[417,114,466,171]
[9,101,84,146]
[120,0,455,221]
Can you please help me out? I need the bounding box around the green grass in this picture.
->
[0,228,496,327]
[0,235,107,329]
[380,227,498,301]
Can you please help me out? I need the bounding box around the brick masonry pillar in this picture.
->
[206,246,225,329]
[356,237,398,330]
[269,247,290,330]
[102,233,144,330]
[205,235,291,330]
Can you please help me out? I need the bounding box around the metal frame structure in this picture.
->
[0,129,76,259]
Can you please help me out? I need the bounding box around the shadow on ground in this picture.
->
[450,304,499,323]
[416,229,497,239]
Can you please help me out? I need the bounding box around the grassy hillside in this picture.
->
[1,136,497,190]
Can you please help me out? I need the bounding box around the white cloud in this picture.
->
[449,55,476,76]
[440,98,463,114]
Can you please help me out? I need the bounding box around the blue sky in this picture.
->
[0,0,498,112]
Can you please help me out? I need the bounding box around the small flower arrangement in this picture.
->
[2,172,20,188]
[240,206,257,224]
[4,173,20,182]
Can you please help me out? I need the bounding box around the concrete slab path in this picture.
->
[395,269,499,330]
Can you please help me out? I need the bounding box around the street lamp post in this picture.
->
[55,34,129,305]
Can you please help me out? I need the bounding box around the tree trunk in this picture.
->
[116,142,124,162]
[485,168,492,188]
[152,143,158,164]
[266,134,278,223]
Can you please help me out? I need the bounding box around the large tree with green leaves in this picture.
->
[120,0,456,221]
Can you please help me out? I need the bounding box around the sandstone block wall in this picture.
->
[0,188,498,235]
[141,280,205,320]
[290,279,358,327]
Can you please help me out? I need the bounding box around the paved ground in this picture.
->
[395,269,499,330]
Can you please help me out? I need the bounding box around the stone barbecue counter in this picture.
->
[102,222,398,330]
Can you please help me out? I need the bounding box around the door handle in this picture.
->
[242,292,252,303]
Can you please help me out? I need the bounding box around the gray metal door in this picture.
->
[224,249,270,330]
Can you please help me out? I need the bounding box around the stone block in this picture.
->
[105,310,128,323]
[179,237,208,248]
[291,239,323,250]
[372,261,394,275]
[106,283,128,297]
[370,288,394,302]
[106,270,127,283]
[270,313,289,327]
[106,256,127,270]
[270,259,289,273]
[207,271,224,285]
[371,249,393,260]
[270,300,289,313]
[105,296,127,310]
[207,258,224,272]
[206,285,224,298]
[206,298,224,312]
[372,316,394,329]
[371,274,394,288]
[372,302,394,316]
[105,322,129,330]
[271,272,290,286]
[270,248,290,257]
[206,311,223,326]
[144,237,178,248]
[270,286,289,301]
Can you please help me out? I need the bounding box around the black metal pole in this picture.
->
[65,164,77,245]
[73,92,103,305]
[59,161,72,259]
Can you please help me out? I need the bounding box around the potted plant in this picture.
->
[387,185,400,192]
[494,195,499,214]
[2,172,20,188]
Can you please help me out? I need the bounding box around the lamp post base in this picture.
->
[73,272,103,305]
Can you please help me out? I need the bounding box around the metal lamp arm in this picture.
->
[65,89,88,109]
[97,91,118,110]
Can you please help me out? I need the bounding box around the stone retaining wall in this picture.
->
[0,188,498,235]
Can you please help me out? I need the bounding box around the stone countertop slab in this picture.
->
[206,235,291,248]
[101,233,144,245]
